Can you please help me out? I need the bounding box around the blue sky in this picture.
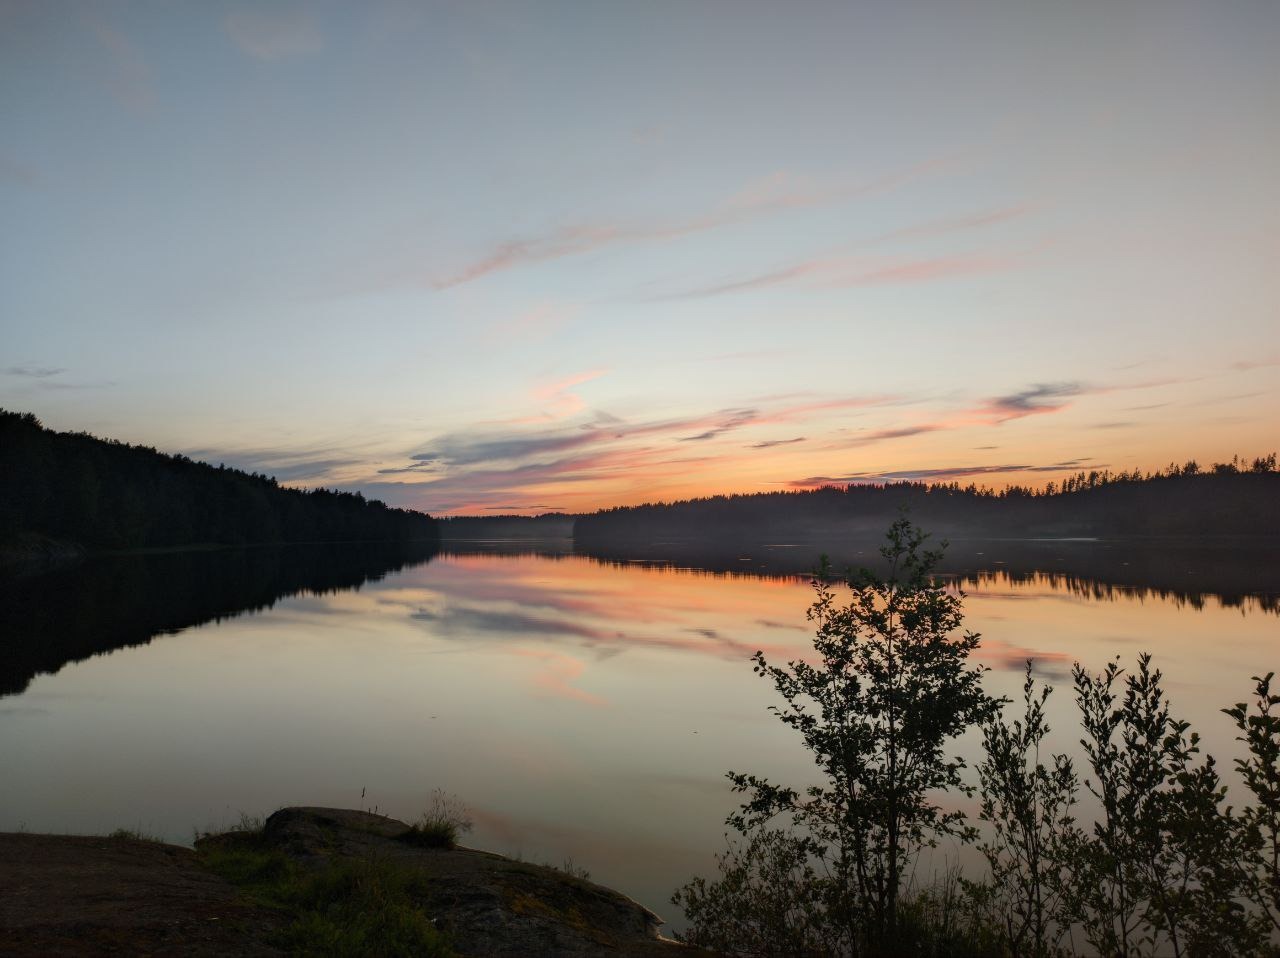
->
[2,1,1277,513]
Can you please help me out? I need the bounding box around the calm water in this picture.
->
[1,540,1276,929]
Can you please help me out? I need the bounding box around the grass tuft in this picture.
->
[106,827,164,843]
[399,789,473,851]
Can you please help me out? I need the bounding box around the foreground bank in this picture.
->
[0,806,693,957]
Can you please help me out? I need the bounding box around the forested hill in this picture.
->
[575,458,1280,545]
[438,513,577,539]
[0,410,437,551]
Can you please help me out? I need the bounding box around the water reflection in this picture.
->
[0,541,439,695]
[0,539,1275,929]
[566,537,1280,614]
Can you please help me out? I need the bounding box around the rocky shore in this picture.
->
[0,807,695,957]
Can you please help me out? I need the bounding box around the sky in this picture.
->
[2,1,1278,515]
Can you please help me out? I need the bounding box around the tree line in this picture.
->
[673,519,1280,957]
[0,409,437,551]
[577,458,1280,545]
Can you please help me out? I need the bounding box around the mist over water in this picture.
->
[1,540,1275,927]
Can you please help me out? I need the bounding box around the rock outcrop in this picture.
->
[258,806,678,957]
[0,808,693,957]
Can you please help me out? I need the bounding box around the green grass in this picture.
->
[398,820,458,849]
[197,822,455,957]
[280,860,454,957]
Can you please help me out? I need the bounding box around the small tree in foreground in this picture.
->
[975,662,1079,958]
[675,516,1001,955]
[1226,672,1280,937]
[1071,655,1265,956]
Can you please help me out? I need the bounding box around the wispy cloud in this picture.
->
[844,424,942,446]
[489,302,579,343]
[4,365,65,378]
[2,366,115,390]
[376,461,440,476]
[873,205,1030,243]
[408,393,892,471]
[678,409,759,442]
[480,369,609,426]
[183,446,363,483]
[84,14,156,110]
[531,369,606,417]
[750,437,806,449]
[662,252,1009,300]
[851,255,1007,286]
[1231,355,1280,372]
[980,382,1082,422]
[788,458,1100,488]
[224,8,324,61]
[651,199,1027,301]
[431,156,952,289]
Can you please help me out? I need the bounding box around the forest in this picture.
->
[0,409,438,552]
[438,513,576,539]
[575,457,1280,545]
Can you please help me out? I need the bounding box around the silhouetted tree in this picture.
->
[1225,672,1280,938]
[975,663,1079,957]
[676,517,1000,954]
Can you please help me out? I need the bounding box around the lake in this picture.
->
[1,537,1276,930]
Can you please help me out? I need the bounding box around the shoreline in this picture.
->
[0,806,693,957]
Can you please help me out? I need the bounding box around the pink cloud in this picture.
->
[667,251,1010,300]
[483,369,607,425]
[845,255,1007,286]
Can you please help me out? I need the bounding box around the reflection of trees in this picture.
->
[441,539,1280,616]
[7,536,1273,702]
[0,542,437,697]
[956,569,1279,615]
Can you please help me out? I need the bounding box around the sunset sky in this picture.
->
[3,1,1277,514]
